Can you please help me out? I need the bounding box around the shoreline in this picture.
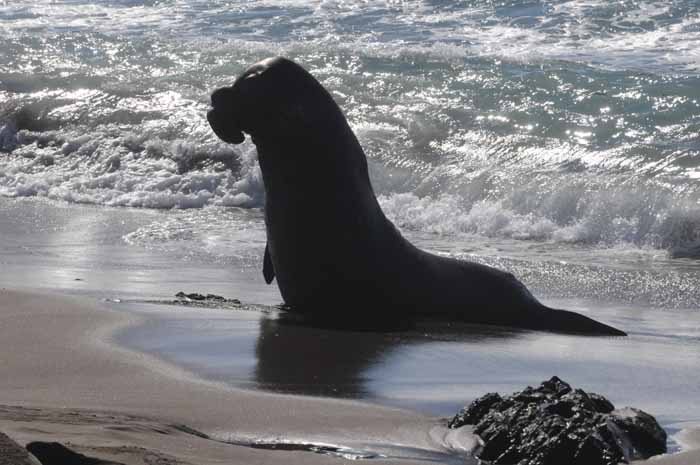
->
[0,288,470,465]
[0,287,698,464]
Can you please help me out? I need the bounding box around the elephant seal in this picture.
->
[208,57,625,336]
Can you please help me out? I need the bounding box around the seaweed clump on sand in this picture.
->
[449,377,666,465]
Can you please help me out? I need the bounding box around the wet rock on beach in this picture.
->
[174,291,241,305]
[449,377,666,465]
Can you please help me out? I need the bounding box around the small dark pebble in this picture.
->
[449,377,667,465]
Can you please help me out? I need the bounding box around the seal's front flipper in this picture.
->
[263,243,275,284]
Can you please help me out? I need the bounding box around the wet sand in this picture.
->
[0,288,698,464]
[0,288,475,464]
[115,298,700,422]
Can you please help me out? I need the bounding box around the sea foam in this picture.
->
[1,0,699,259]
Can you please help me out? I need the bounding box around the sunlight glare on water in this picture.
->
[1,0,699,301]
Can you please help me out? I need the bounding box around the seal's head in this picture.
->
[208,57,339,147]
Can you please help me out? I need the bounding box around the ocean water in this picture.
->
[2,0,700,259]
[2,0,700,442]
[2,0,700,300]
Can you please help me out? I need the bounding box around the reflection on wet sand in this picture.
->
[116,298,700,425]
[254,313,523,398]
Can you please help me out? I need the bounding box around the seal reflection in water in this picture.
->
[208,57,626,336]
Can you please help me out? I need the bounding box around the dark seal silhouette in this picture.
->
[208,57,625,336]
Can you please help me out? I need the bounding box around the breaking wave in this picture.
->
[2,0,700,258]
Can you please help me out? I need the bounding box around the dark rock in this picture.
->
[540,376,572,396]
[607,408,668,461]
[448,392,502,428]
[0,431,40,465]
[478,428,512,462]
[176,291,206,300]
[590,393,615,414]
[573,433,610,465]
[448,377,667,465]
[174,291,242,307]
[26,441,125,465]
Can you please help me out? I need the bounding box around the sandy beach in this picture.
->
[0,287,696,464]
[2,1,700,463]
[0,288,478,464]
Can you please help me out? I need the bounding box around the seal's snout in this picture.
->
[210,87,234,109]
[208,87,245,145]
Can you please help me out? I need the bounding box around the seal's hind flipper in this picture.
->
[540,307,626,336]
[263,243,275,284]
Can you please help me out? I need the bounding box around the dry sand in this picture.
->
[0,288,697,464]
